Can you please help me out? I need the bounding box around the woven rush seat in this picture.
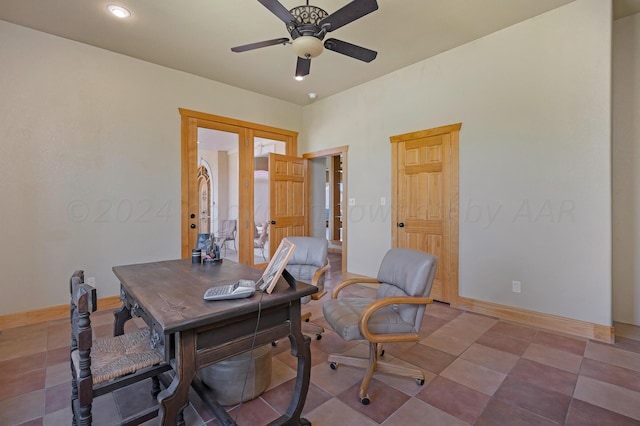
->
[71,328,165,385]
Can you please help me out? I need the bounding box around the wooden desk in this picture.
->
[112,258,317,426]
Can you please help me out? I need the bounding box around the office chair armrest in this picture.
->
[358,296,433,343]
[331,277,381,299]
[311,263,331,300]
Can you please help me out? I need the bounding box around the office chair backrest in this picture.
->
[285,236,329,301]
[375,248,438,332]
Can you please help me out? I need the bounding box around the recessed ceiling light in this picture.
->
[294,76,305,81]
[308,93,317,99]
[107,4,131,19]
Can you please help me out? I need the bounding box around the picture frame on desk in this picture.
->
[259,237,296,294]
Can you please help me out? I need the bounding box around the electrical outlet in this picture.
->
[348,198,356,206]
[86,277,96,286]
[512,280,521,294]
[380,197,386,206]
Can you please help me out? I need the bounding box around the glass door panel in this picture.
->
[198,127,239,261]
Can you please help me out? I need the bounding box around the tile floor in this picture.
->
[2,252,640,425]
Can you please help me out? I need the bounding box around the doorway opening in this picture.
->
[304,146,348,275]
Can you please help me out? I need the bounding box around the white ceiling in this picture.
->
[1,0,638,106]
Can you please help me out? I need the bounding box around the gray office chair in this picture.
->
[285,236,330,339]
[322,248,437,405]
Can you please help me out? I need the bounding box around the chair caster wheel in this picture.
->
[329,362,338,370]
[316,334,322,340]
[361,396,370,405]
[416,378,425,385]
[271,341,277,347]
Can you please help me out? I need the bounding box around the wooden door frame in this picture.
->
[302,145,349,274]
[390,123,460,303]
[179,108,298,264]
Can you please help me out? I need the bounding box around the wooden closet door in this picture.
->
[391,124,460,303]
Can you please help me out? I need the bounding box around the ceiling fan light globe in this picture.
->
[292,36,323,59]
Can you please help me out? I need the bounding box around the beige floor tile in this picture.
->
[574,376,640,421]
[585,341,640,372]
[373,356,437,396]
[0,389,44,425]
[523,343,583,374]
[43,406,73,426]
[440,358,506,396]
[451,312,499,332]
[460,343,519,374]
[422,332,474,356]
[310,362,364,396]
[383,397,470,426]
[305,398,378,426]
[426,313,496,346]
[267,357,296,390]
[45,361,70,388]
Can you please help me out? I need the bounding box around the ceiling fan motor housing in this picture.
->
[288,5,328,58]
[289,5,328,28]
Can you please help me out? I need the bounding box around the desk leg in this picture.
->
[268,303,312,426]
[113,304,131,337]
[157,329,196,426]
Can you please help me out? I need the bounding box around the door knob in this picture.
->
[397,222,405,228]
[190,224,196,229]
[190,213,196,219]
[270,220,276,225]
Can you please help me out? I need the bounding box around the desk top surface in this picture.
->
[113,258,317,334]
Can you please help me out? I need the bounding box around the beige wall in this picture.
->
[613,12,640,326]
[300,0,613,326]
[0,20,301,315]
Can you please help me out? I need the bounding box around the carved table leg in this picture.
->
[157,330,196,426]
[113,303,131,337]
[268,302,312,426]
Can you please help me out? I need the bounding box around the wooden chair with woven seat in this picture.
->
[70,270,172,426]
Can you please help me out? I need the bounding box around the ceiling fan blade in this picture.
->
[295,57,311,77]
[320,0,378,32]
[231,38,290,53]
[258,0,297,25]
[324,38,377,62]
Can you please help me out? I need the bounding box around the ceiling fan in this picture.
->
[231,0,379,78]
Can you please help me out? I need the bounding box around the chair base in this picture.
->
[327,343,425,404]
[301,311,324,340]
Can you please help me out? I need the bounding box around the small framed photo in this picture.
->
[259,238,296,294]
